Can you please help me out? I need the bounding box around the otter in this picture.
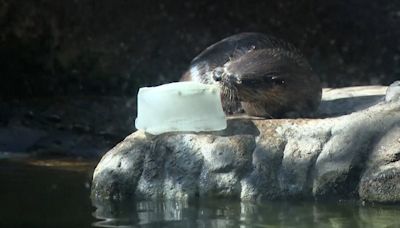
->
[181,32,322,118]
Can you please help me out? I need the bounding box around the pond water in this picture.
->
[1,157,400,228]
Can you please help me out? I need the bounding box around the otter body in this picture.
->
[181,32,322,118]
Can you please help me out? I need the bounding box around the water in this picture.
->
[1,157,400,228]
[0,157,95,228]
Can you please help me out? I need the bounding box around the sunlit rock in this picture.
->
[92,84,400,203]
[385,81,400,102]
[135,82,227,135]
[359,124,400,203]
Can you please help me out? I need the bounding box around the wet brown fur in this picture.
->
[181,33,322,118]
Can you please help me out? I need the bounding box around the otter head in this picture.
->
[210,48,321,117]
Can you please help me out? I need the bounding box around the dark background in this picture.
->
[1,0,399,98]
[0,0,399,156]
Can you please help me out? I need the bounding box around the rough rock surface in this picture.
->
[92,85,400,203]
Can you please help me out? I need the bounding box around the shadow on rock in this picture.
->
[318,95,383,117]
[217,118,260,137]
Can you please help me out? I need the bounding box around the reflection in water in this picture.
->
[93,198,400,228]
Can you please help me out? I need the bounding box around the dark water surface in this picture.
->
[1,157,400,228]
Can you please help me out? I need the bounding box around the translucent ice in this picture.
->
[135,82,227,135]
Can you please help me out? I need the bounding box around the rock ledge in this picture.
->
[92,85,400,203]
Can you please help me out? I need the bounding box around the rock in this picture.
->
[91,132,148,200]
[359,125,400,202]
[91,85,400,202]
[385,81,400,102]
[317,86,386,117]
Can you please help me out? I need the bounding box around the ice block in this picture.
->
[135,82,227,135]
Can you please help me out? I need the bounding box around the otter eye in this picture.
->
[260,73,285,86]
[271,76,285,86]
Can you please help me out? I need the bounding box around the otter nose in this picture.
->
[213,73,222,81]
[213,70,223,82]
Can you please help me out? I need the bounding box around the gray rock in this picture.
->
[317,86,386,117]
[91,133,149,200]
[385,81,400,102]
[92,85,400,202]
[359,124,400,202]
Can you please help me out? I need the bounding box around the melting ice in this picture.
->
[135,82,227,135]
